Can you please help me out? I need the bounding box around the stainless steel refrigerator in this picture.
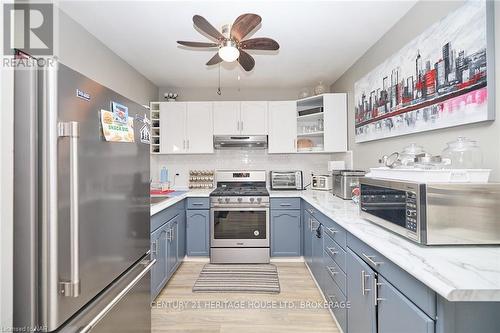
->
[13,56,153,332]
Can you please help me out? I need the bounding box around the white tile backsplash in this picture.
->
[151,150,351,189]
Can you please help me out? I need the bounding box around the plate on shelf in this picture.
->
[311,146,324,151]
[298,147,312,152]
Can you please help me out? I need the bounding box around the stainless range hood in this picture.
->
[214,135,268,149]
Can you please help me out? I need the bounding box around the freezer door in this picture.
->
[39,62,151,331]
[58,255,154,333]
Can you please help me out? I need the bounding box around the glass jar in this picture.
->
[399,143,425,168]
[442,137,483,169]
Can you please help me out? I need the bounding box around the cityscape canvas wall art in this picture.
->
[354,0,494,143]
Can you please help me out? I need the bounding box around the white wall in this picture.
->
[56,9,158,105]
[152,150,349,189]
[331,1,500,181]
[158,86,303,102]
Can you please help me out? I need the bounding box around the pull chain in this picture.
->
[217,63,222,95]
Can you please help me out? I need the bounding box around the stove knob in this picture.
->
[225,198,230,203]
[218,197,223,203]
[238,197,243,202]
[257,197,262,203]
[250,197,255,203]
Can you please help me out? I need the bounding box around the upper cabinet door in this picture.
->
[186,102,214,154]
[240,101,268,135]
[268,101,297,153]
[160,102,186,154]
[323,93,347,152]
[213,101,240,135]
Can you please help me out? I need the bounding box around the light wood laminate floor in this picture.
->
[151,262,340,333]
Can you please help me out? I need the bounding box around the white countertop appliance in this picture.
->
[270,170,303,190]
[311,174,333,191]
[210,170,270,263]
[359,177,500,245]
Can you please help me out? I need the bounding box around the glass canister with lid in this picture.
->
[442,137,483,169]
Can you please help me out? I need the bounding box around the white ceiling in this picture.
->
[58,0,416,89]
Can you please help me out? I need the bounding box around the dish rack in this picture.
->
[189,170,214,189]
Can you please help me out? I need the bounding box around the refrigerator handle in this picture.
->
[58,121,81,297]
[79,258,156,333]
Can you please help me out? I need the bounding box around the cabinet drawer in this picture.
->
[186,197,210,209]
[323,272,347,333]
[323,250,347,296]
[271,198,301,210]
[324,233,346,273]
[347,234,436,318]
[151,200,184,232]
[321,217,347,250]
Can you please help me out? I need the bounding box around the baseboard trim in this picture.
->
[183,256,210,262]
[270,256,305,263]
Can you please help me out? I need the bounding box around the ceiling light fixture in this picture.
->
[218,40,240,62]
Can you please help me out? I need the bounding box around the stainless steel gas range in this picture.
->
[210,170,270,263]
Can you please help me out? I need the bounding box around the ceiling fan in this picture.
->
[177,14,280,72]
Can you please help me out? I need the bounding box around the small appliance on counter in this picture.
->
[332,170,366,199]
[359,177,500,245]
[270,170,303,190]
[311,174,332,191]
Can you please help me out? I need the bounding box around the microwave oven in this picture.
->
[359,177,500,245]
[270,171,303,190]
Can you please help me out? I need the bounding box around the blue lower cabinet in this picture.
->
[303,210,314,267]
[377,276,435,333]
[151,222,169,301]
[346,248,377,333]
[186,210,210,256]
[166,218,179,278]
[271,210,301,257]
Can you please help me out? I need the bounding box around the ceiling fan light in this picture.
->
[218,40,240,62]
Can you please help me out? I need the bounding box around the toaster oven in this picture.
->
[270,171,303,190]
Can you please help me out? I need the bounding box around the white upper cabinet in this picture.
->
[186,102,214,154]
[213,101,268,135]
[268,101,297,154]
[213,101,240,135]
[323,93,347,152]
[161,102,186,154]
[160,102,214,154]
[240,101,268,135]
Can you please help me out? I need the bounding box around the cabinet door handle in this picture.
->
[362,253,384,266]
[293,139,296,149]
[237,121,240,131]
[280,203,292,207]
[166,229,172,242]
[361,270,371,295]
[240,121,244,132]
[327,267,338,276]
[186,139,190,150]
[183,140,186,150]
[327,247,338,256]
[151,240,158,256]
[192,202,204,206]
[374,281,386,305]
[327,228,338,234]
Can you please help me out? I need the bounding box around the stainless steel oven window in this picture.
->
[210,207,269,247]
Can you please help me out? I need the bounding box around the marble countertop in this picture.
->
[151,188,500,301]
[150,189,212,216]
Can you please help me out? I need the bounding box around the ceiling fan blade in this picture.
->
[206,53,223,66]
[240,37,279,51]
[238,50,255,72]
[193,15,225,41]
[231,14,262,41]
[177,41,219,48]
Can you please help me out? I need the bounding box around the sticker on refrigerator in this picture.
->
[111,102,128,124]
[140,124,151,144]
[100,110,135,143]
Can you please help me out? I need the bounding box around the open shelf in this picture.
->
[297,131,324,137]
